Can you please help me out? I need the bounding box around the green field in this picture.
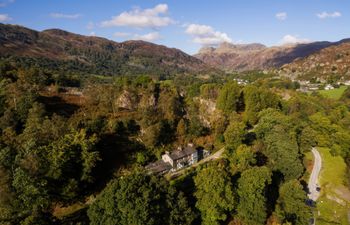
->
[316,148,350,225]
[319,86,347,100]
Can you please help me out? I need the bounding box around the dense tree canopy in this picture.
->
[88,172,194,225]
[226,144,256,173]
[275,180,312,225]
[256,109,303,181]
[243,85,281,125]
[224,120,246,150]
[237,166,272,225]
[194,163,235,225]
[216,81,241,114]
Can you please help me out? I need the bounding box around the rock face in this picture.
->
[195,40,350,72]
[198,97,217,127]
[0,24,215,76]
[116,90,138,110]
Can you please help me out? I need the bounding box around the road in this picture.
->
[308,147,322,225]
[308,147,322,201]
[168,147,225,179]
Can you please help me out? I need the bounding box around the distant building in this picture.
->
[297,83,320,92]
[234,78,248,85]
[146,144,209,174]
[298,80,310,85]
[324,84,334,90]
[308,84,320,91]
[297,86,309,93]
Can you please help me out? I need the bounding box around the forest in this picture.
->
[1,59,350,225]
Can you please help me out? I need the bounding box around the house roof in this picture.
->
[169,146,197,161]
[145,160,172,174]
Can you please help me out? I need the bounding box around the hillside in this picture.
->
[0,24,213,77]
[279,42,350,80]
[195,40,350,72]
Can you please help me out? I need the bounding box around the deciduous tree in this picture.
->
[237,166,272,225]
[194,163,235,225]
[275,180,312,225]
[217,81,241,114]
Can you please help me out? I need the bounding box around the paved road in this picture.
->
[308,147,322,201]
[168,147,225,179]
[308,147,322,225]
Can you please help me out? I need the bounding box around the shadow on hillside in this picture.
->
[89,134,144,193]
[38,95,80,117]
[267,41,333,67]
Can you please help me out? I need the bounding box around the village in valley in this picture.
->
[296,79,350,92]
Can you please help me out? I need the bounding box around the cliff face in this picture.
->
[195,40,350,72]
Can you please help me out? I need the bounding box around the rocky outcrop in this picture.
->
[196,97,218,128]
[116,90,138,110]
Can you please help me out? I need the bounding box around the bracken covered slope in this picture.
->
[279,41,350,80]
[195,40,350,72]
[0,23,214,76]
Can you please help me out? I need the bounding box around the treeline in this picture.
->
[0,55,187,78]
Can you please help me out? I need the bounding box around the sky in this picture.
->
[0,0,349,54]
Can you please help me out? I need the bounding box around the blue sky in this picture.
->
[0,0,349,54]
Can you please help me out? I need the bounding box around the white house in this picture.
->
[324,84,334,90]
[162,145,198,171]
[146,144,211,174]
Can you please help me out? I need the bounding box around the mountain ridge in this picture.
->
[195,39,350,72]
[0,23,215,77]
[279,41,350,80]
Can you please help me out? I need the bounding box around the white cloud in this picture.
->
[133,32,161,42]
[185,23,232,46]
[89,31,96,36]
[276,12,287,20]
[101,4,174,28]
[0,14,11,22]
[114,32,131,37]
[279,34,311,45]
[317,11,341,19]
[50,13,81,19]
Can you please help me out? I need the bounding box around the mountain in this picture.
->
[0,23,214,77]
[279,41,350,80]
[195,40,350,72]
